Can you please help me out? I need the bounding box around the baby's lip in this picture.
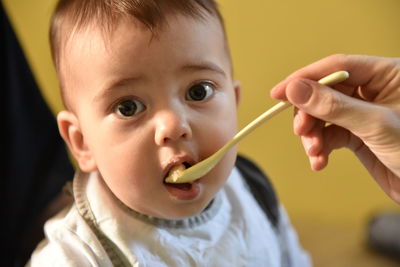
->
[162,155,197,180]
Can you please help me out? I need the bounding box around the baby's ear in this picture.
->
[57,111,96,173]
[233,80,241,106]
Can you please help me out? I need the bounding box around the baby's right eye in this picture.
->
[114,99,145,117]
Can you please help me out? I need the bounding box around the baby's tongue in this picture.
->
[167,182,192,191]
[164,180,200,201]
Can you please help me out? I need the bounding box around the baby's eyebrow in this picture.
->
[180,61,226,77]
[92,62,226,104]
[93,76,143,104]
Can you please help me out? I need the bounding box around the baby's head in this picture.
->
[51,0,240,219]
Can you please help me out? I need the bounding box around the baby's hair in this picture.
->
[49,0,227,108]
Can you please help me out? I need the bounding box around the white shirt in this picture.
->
[28,167,311,267]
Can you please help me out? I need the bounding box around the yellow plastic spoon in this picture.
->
[165,70,349,183]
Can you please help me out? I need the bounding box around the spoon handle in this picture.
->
[232,101,291,145]
[226,70,350,151]
[205,70,350,169]
[203,102,291,173]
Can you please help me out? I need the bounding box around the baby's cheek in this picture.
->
[199,120,236,163]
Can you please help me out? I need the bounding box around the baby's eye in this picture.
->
[114,99,145,117]
[186,82,214,101]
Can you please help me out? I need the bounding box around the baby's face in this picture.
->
[62,14,239,219]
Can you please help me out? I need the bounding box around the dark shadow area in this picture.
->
[1,2,74,266]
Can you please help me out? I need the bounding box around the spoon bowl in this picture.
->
[165,70,350,183]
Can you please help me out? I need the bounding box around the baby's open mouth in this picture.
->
[164,162,192,190]
[163,161,201,200]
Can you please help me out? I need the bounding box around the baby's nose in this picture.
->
[154,109,192,146]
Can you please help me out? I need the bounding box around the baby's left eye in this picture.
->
[186,83,214,101]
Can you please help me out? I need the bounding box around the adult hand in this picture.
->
[270,54,400,202]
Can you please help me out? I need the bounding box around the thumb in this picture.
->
[286,78,378,135]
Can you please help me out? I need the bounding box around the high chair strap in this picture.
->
[235,155,280,228]
[236,155,291,266]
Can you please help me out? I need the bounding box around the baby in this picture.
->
[29,0,311,266]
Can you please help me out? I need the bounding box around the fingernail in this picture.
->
[290,80,312,105]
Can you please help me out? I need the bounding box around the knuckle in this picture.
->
[327,53,349,66]
[329,53,348,60]
[324,54,353,73]
[318,90,343,119]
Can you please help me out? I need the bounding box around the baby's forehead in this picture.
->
[67,12,222,47]
[59,13,230,109]
[62,13,228,69]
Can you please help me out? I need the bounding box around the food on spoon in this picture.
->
[167,164,186,182]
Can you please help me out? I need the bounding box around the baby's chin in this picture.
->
[144,197,216,221]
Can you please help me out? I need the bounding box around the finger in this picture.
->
[322,125,361,154]
[305,125,352,171]
[299,119,324,155]
[300,135,314,156]
[309,124,362,170]
[272,79,358,102]
[316,124,400,202]
[270,79,289,101]
[309,154,328,171]
[301,133,323,157]
[285,78,382,137]
[299,119,327,171]
[294,110,324,136]
[270,54,399,100]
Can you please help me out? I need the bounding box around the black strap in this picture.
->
[235,155,280,228]
[1,3,74,266]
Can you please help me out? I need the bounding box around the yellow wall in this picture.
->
[4,0,399,228]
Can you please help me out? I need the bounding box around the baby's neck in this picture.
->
[115,195,222,229]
